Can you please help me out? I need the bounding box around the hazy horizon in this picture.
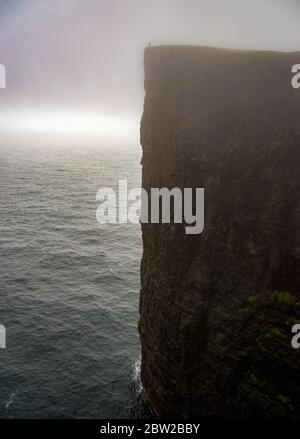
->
[0,0,299,147]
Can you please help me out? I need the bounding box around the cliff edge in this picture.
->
[139,46,300,418]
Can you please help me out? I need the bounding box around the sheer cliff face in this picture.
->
[139,46,300,418]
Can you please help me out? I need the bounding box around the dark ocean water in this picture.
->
[0,144,143,418]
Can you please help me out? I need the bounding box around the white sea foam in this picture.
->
[5,392,16,410]
[132,357,143,395]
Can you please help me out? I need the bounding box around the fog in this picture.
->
[0,0,299,146]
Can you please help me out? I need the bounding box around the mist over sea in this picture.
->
[0,144,142,418]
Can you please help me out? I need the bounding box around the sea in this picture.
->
[0,143,144,418]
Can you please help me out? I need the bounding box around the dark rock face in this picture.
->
[139,46,300,418]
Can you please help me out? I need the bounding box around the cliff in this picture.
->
[139,46,300,418]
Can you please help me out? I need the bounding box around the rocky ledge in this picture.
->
[139,46,300,418]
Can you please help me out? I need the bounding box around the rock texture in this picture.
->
[139,46,300,418]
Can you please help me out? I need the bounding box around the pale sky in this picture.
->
[0,0,299,146]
